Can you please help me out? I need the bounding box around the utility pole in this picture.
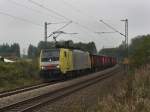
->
[121,19,128,58]
[98,19,129,73]
[126,19,128,57]
[44,22,47,42]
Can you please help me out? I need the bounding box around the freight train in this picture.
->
[39,48,117,81]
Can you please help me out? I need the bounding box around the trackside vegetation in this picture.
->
[0,60,41,91]
[94,67,150,112]
[129,35,150,68]
[89,35,150,112]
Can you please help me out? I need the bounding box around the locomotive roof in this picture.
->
[42,48,60,51]
[90,54,115,58]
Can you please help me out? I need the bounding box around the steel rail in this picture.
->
[22,69,121,112]
[0,83,53,98]
[0,66,121,112]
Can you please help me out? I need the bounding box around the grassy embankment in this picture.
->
[94,66,150,112]
[0,60,41,92]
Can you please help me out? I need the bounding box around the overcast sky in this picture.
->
[0,0,150,54]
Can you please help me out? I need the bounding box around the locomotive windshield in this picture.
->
[41,49,60,62]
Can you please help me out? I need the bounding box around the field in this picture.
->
[0,60,41,92]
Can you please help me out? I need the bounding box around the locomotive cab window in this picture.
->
[41,49,60,62]
[64,51,67,57]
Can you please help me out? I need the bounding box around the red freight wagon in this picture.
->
[90,54,117,72]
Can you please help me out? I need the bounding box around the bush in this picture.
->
[129,35,150,67]
[0,60,41,91]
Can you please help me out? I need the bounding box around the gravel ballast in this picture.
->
[31,68,124,112]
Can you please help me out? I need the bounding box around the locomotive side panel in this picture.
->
[60,48,73,74]
[72,50,91,71]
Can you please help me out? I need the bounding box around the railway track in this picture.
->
[0,65,120,112]
[0,74,93,99]
[0,83,54,98]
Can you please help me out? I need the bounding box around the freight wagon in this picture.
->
[90,55,117,72]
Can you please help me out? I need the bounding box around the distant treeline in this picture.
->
[0,41,97,59]
[0,43,20,58]
[129,35,150,67]
[99,41,126,60]
[28,40,97,58]
[99,34,150,67]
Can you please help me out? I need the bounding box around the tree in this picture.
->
[129,35,150,67]
[11,43,20,57]
[99,41,126,61]
[73,41,97,54]
[27,44,38,58]
[0,43,20,58]
[37,40,97,54]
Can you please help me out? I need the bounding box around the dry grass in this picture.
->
[95,66,150,112]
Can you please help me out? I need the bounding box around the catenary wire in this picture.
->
[0,11,43,27]
[3,0,101,42]
[7,0,64,21]
[28,0,70,21]
[57,0,99,24]
[28,0,98,36]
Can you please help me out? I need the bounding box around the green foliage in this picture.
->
[27,41,97,58]
[99,48,117,56]
[99,34,150,67]
[95,67,150,112]
[72,41,97,54]
[46,40,97,54]
[0,43,20,57]
[99,41,126,60]
[0,60,40,91]
[37,41,55,50]
[129,35,150,67]
[28,44,38,58]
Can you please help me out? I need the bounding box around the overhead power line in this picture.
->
[58,0,99,23]
[28,0,70,21]
[59,0,82,13]
[57,0,100,33]
[99,20,125,37]
[47,21,72,38]
[73,22,96,33]
[48,30,78,42]
[28,0,98,36]
[46,21,70,25]
[56,21,72,31]
[27,0,100,42]
[95,31,116,34]
[0,11,43,27]
[7,0,63,21]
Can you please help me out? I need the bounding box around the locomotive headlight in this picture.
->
[56,65,60,68]
[41,66,45,70]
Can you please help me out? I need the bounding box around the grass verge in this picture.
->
[0,61,41,92]
[95,66,150,112]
